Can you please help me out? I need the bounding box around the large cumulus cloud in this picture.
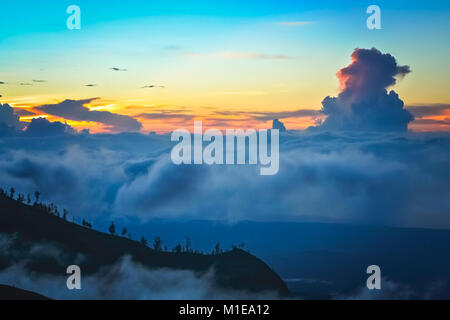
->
[315,48,414,132]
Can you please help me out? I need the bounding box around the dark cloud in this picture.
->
[110,67,127,72]
[0,81,5,84]
[272,119,286,132]
[137,111,194,120]
[413,118,450,126]
[141,85,165,89]
[13,108,36,117]
[36,98,142,132]
[212,109,320,122]
[407,104,450,118]
[314,48,414,132]
[0,103,25,129]
[24,118,75,137]
[85,84,97,87]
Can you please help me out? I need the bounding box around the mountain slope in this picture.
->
[0,285,50,300]
[0,195,290,298]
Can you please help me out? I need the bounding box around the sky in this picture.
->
[1,0,450,133]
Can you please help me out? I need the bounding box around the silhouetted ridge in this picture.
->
[0,194,290,297]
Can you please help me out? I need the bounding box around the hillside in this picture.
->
[0,285,49,300]
[0,195,290,299]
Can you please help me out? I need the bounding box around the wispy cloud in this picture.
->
[210,91,267,96]
[277,21,313,27]
[187,51,292,60]
[110,67,128,72]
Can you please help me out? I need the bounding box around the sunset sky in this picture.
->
[1,0,449,133]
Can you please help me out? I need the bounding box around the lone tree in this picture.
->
[121,227,128,237]
[185,237,192,253]
[109,222,116,236]
[34,191,40,203]
[212,242,222,255]
[140,237,148,246]
[63,209,68,220]
[153,236,163,252]
[172,243,183,253]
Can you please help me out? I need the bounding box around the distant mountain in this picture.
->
[0,195,290,299]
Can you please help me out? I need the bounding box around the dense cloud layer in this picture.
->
[0,130,449,229]
[314,48,414,132]
[36,98,142,132]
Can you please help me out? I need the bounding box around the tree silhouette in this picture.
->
[63,209,68,220]
[121,227,128,237]
[10,187,15,199]
[173,243,183,253]
[213,242,222,255]
[140,237,148,246]
[109,221,116,236]
[185,237,192,253]
[153,236,163,252]
[34,191,40,204]
[27,194,31,204]
[17,194,24,203]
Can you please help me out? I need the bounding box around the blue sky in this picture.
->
[0,0,449,132]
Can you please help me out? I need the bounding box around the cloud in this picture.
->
[407,104,450,118]
[112,131,450,228]
[314,48,414,132]
[35,98,142,132]
[272,119,286,132]
[0,125,449,229]
[32,80,47,83]
[187,51,292,60]
[0,103,25,130]
[137,111,194,121]
[141,85,165,89]
[20,83,33,86]
[24,118,75,136]
[0,81,5,84]
[13,108,36,117]
[110,67,127,72]
[85,84,97,87]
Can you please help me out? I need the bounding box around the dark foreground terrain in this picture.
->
[0,195,290,299]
